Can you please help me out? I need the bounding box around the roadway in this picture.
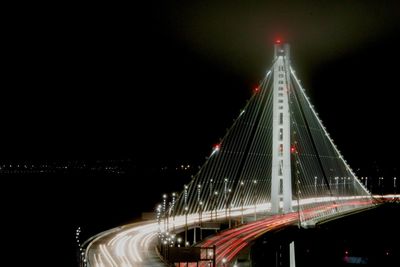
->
[85,196,379,267]
[85,221,163,267]
[197,199,374,266]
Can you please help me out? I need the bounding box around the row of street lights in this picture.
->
[76,227,87,267]
[156,178,261,250]
[360,176,397,193]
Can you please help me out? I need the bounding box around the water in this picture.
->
[4,163,163,267]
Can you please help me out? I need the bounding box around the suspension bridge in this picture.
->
[83,42,383,267]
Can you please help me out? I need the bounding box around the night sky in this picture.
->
[3,1,399,174]
[3,1,400,266]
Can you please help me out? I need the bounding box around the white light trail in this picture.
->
[86,195,373,267]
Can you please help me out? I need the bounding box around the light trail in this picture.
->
[196,199,374,266]
[86,196,374,267]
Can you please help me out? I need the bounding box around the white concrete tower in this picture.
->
[271,42,292,213]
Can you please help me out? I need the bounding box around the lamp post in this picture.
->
[210,179,213,221]
[240,181,244,224]
[197,184,202,224]
[162,194,167,232]
[192,184,201,244]
[171,192,176,232]
[224,178,228,220]
[76,227,84,267]
[253,180,257,221]
[214,191,218,221]
[335,177,339,194]
[197,184,202,241]
[184,185,188,246]
[378,177,384,194]
[199,201,203,240]
[345,177,355,195]
[342,177,345,197]
[314,176,317,197]
[394,177,397,193]
[228,189,232,228]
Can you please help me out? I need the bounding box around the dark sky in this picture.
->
[3,2,400,266]
[3,1,400,175]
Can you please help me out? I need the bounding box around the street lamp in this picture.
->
[224,178,228,220]
[210,179,214,221]
[76,227,84,267]
[240,181,244,224]
[171,192,176,232]
[228,189,232,228]
[394,177,397,193]
[184,185,188,246]
[162,194,167,232]
[342,177,345,196]
[222,257,227,267]
[199,201,203,240]
[253,180,257,221]
[197,184,202,224]
[378,177,384,194]
[214,191,218,221]
[314,176,317,196]
[184,206,188,245]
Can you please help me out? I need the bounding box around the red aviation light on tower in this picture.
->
[254,86,260,93]
[213,143,221,151]
[211,143,221,156]
[275,39,282,44]
[290,145,296,154]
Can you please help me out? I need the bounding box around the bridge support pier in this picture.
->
[289,241,296,267]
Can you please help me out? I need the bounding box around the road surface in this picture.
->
[85,196,378,267]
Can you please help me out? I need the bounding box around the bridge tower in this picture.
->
[271,42,292,213]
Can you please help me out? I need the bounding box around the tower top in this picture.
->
[274,42,290,60]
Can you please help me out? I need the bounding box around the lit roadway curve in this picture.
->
[85,197,375,267]
[85,203,278,267]
[86,221,163,267]
[198,199,374,266]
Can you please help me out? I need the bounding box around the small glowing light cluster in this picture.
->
[213,144,221,151]
[211,143,221,156]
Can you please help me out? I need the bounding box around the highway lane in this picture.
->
[197,199,374,266]
[86,221,164,267]
[85,196,377,267]
[85,203,276,267]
